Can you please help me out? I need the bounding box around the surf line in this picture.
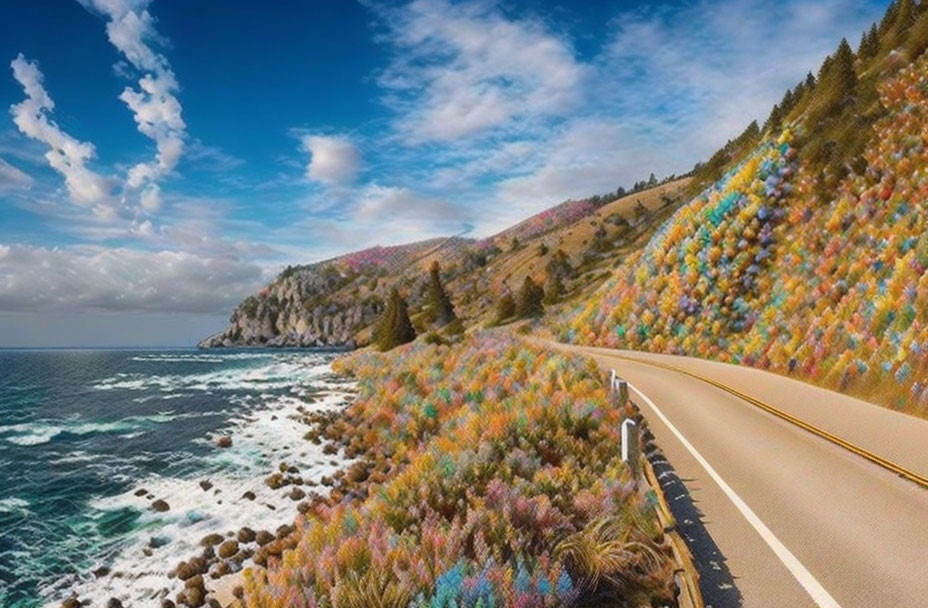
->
[628,382,841,608]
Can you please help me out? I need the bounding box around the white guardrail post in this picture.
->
[613,369,639,477]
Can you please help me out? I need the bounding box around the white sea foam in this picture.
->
[131,392,186,404]
[1,423,64,446]
[43,359,356,607]
[128,352,275,363]
[0,411,233,446]
[0,497,30,514]
[48,450,100,465]
[93,356,334,394]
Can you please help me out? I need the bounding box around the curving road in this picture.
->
[546,342,928,608]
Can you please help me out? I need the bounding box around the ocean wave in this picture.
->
[0,497,31,515]
[0,411,221,446]
[60,385,357,607]
[93,356,334,394]
[47,450,100,465]
[128,352,275,363]
[130,392,186,404]
[2,424,63,446]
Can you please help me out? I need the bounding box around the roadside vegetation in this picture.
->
[240,334,675,607]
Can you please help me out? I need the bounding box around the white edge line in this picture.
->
[629,381,842,608]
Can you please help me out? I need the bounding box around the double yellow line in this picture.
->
[610,354,928,490]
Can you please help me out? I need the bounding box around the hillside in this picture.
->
[200,180,689,348]
[202,0,928,418]
[198,237,473,347]
[563,32,928,415]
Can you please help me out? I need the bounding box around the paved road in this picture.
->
[548,342,928,608]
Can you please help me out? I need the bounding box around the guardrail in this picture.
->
[611,370,705,608]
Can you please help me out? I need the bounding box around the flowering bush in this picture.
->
[562,54,928,415]
[240,333,674,607]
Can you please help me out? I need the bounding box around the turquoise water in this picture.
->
[0,348,350,607]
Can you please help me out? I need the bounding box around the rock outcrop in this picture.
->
[199,237,473,348]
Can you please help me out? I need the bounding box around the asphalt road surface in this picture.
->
[548,342,928,608]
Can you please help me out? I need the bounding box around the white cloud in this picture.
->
[598,0,882,161]
[356,183,463,223]
[0,242,267,314]
[9,54,113,210]
[438,0,883,236]
[489,119,658,221]
[140,183,160,211]
[0,157,33,193]
[302,135,361,185]
[376,0,587,142]
[80,0,186,197]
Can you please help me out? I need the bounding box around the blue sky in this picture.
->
[0,0,888,346]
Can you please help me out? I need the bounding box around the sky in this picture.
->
[0,0,889,347]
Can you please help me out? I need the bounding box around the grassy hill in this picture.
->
[200,180,689,348]
[562,2,928,415]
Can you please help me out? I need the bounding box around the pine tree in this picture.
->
[424,261,456,326]
[648,173,658,187]
[374,287,416,351]
[890,0,917,46]
[859,23,880,58]
[515,276,545,318]
[543,273,565,305]
[832,38,858,100]
[764,103,782,132]
[907,5,928,59]
[495,291,516,324]
[880,0,900,35]
[780,88,796,115]
[805,71,816,89]
[817,54,834,82]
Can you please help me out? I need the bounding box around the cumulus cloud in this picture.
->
[0,242,267,314]
[375,0,587,143]
[0,157,33,193]
[302,135,361,185]
[80,0,186,203]
[9,54,113,210]
[139,182,160,211]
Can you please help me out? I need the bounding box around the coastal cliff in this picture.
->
[199,237,475,348]
[200,182,688,349]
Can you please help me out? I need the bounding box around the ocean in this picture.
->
[0,348,354,607]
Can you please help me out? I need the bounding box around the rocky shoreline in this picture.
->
[56,370,364,608]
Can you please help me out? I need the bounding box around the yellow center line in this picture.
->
[605,353,928,490]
